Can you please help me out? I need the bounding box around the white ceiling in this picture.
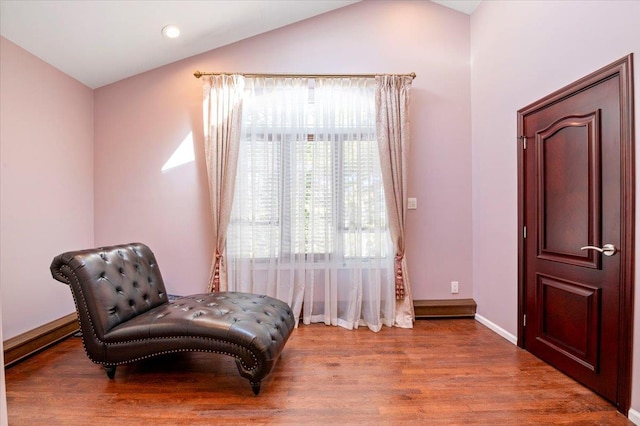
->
[0,0,480,89]
[432,0,481,15]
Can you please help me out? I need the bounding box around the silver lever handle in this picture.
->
[580,243,617,256]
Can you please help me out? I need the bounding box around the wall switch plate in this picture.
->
[451,281,459,294]
[407,197,417,210]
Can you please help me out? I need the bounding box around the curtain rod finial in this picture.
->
[194,71,203,79]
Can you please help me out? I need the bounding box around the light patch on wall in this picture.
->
[162,132,195,172]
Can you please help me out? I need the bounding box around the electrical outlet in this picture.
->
[451,281,459,294]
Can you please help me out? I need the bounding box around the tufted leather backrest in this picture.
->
[50,242,169,339]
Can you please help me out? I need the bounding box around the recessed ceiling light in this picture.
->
[161,25,180,39]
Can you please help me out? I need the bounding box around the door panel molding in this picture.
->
[535,273,601,372]
[536,112,602,268]
[517,54,634,414]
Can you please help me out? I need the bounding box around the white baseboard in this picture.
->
[474,314,517,345]
[628,408,640,425]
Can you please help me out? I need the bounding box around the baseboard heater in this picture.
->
[3,313,78,367]
[413,299,477,318]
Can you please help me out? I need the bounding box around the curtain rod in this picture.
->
[193,71,416,80]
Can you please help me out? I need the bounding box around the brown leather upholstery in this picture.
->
[50,242,294,394]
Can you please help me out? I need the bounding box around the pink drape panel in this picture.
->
[203,75,245,292]
[375,75,414,328]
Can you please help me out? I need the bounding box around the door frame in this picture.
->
[517,54,635,414]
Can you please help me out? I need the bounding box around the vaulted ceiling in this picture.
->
[0,0,479,89]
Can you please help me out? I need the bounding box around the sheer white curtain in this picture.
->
[227,77,396,331]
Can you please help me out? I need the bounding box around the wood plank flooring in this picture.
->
[5,319,632,425]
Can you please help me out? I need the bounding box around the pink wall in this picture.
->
[94,0,473,299]
[470,0,640,415]
[4,0,639,419]
[0,37,94,339]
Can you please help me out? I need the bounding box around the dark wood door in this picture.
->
[517,55,634,413]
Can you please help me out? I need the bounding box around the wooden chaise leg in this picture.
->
[104,366,117,379]
[250,381,261,396]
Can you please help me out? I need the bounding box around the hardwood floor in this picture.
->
[5,319,632,425]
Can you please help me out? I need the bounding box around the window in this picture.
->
[204,72,413,330]
[227,77,389,261]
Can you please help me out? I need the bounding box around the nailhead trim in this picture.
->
[100,337,260,372]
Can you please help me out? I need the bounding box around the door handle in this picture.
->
[580,243,617,256]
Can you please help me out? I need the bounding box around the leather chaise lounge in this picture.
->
[50,242,295,395]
